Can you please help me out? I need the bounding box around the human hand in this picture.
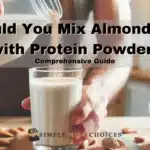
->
[22,86,103,146]
[70,86,100,145]
[0,0,4,16]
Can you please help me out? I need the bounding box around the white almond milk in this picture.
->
[29,77,82,146]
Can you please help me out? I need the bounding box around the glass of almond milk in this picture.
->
[29,67,83,149]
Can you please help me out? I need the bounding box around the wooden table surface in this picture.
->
[0,117,150,150]
[0,117,150,130]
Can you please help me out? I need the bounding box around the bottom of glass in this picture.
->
[34,144,78,150]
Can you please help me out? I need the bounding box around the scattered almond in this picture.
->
[7,129,19,135]
[17,127,25,132]
[0,147,9,150]
[0,127,33,150]
[0,130,13,138]
[102,138,121,149]
[139,144,150,150]
[134,137,145,144]
[122,128,138,134]
[10,132,33,150]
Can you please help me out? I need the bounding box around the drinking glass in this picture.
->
[29,67,83,150]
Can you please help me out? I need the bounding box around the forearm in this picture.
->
[94,0,122,47]
[84,0,132,104]
[84,0,125,81]
[85,55,132,102]
[84,0,122,84]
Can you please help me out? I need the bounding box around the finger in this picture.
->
[77,139,96,149]
[82,111,99,133]
[0,0,4,16]
[71,87,93,125]
[71,111,99,142]
[72,111,99,133]
[71,125,86,142]
[21,97,31,110]
[73,136,87,145]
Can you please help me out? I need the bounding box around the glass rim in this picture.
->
[29,67,83,73]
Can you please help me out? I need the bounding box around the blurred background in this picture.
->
[0,0,150,117]
[107,0,150,117]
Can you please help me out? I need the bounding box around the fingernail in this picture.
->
[73,137,87,145]
[17,127,25,132]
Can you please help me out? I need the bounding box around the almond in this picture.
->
[17,127,25,132]
[0,132,33,150]
[139,144,150,150]
[0,130,13,138]
[0,137,13,147]
[102,138,121,149]
[134,137,145,144]
[122,128,138,134]
[7,129,19,135]
[10,133,33,150]
[0,147,9,150]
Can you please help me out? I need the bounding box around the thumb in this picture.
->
[0,0,4,16]
[21,97,31,110]
[71,86,92,125]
